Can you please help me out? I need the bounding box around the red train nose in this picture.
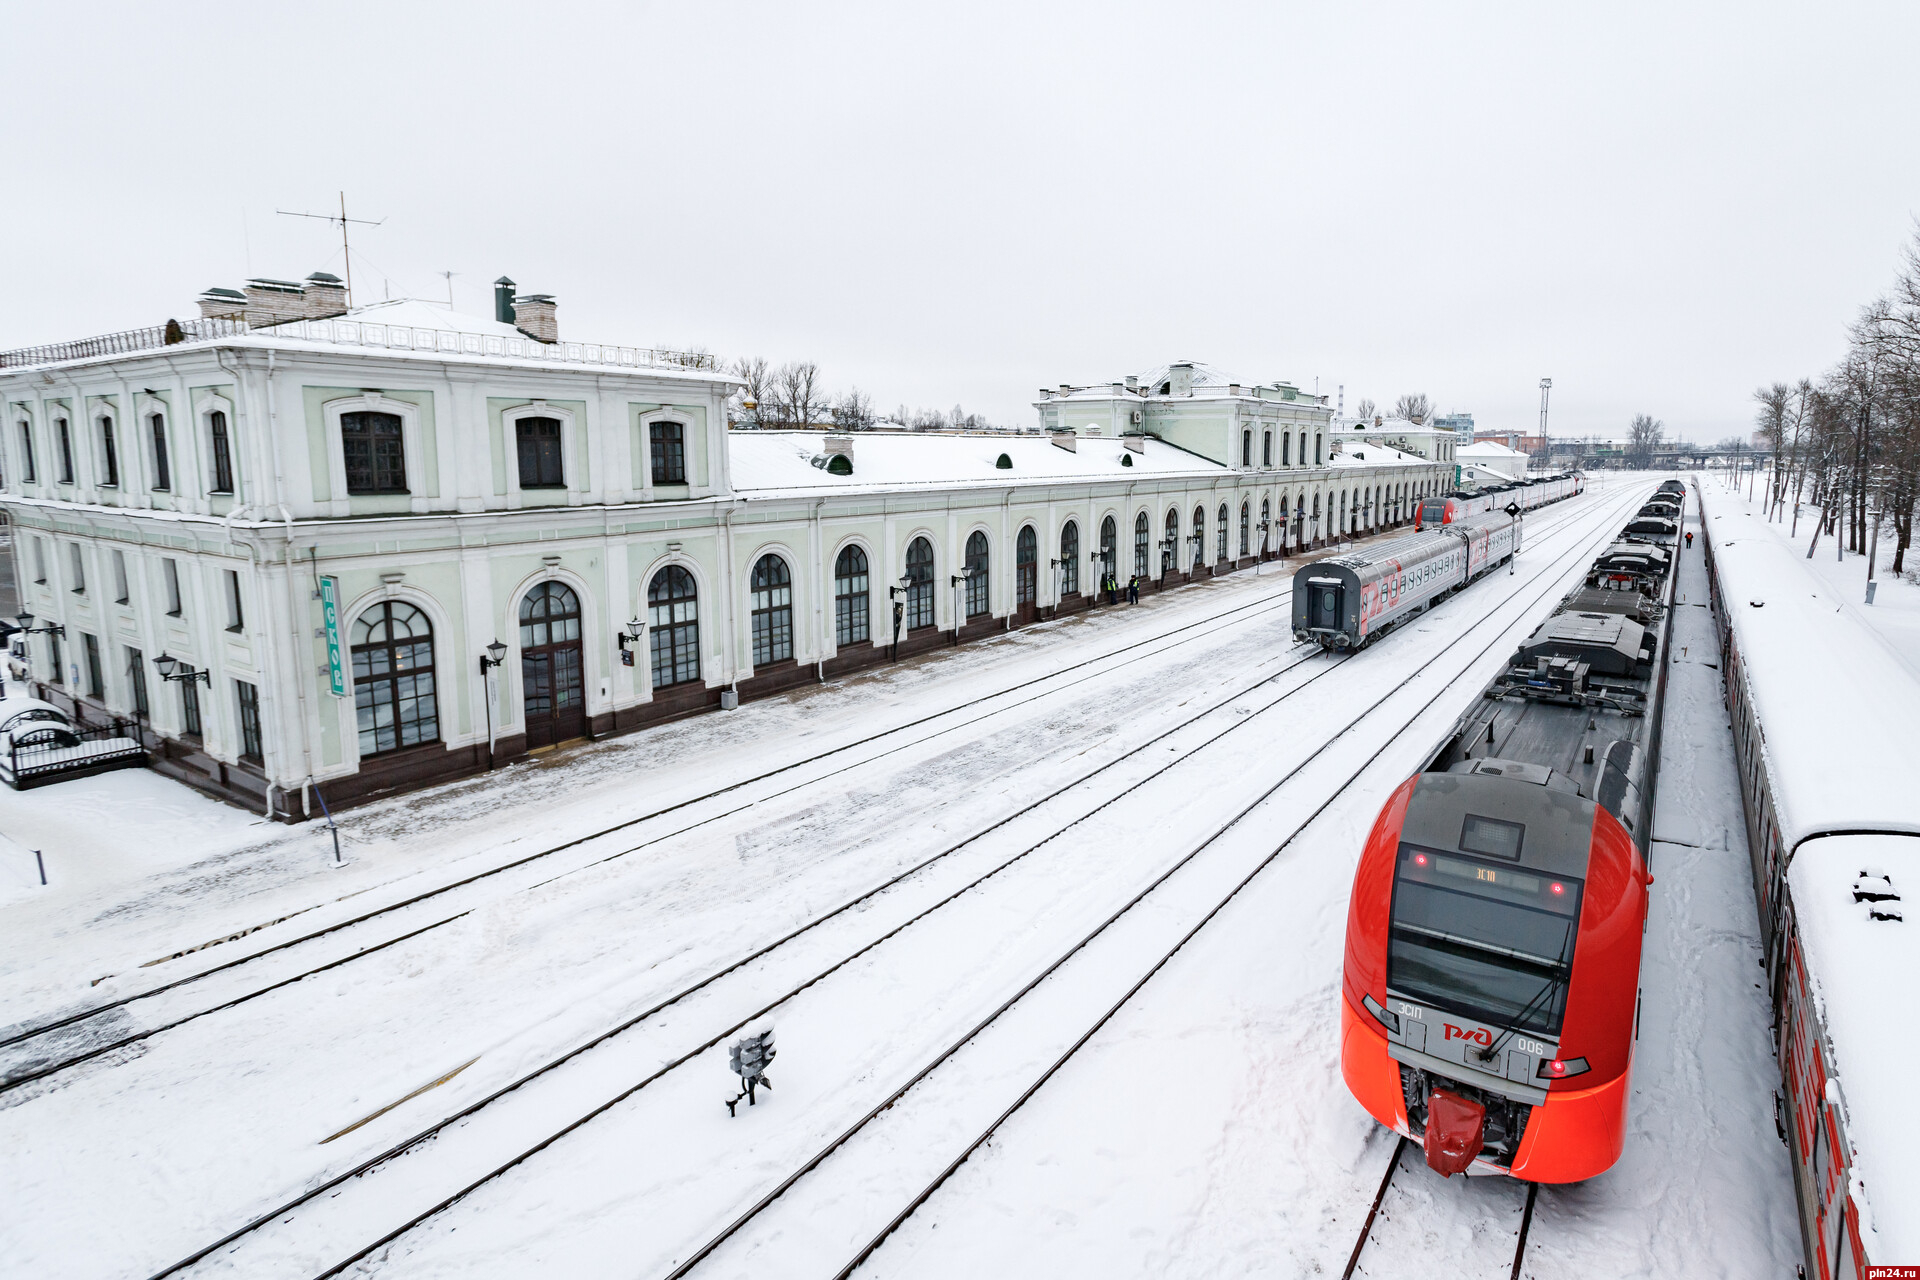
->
[1423,1089,1486,1177]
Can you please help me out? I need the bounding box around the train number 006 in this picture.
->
[1513,1036,1548,1056]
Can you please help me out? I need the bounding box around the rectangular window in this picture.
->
[649,421,686,485]
[49,630,64,685]
[127,646,149,717]
[99,416,119,487]
[341,410,407,494]
[1315,434,1323,466]
[17,421,34,482]
[180,670,202,739]
[209,410,234,493]
[1283,433,1290,466]
[69,543,85,595]
[1263,432,1273,466]
[150,413,171,491]
[83,632,103,697]
[224,569,244,632]
[1241,430,1252,467]
[33,536,47,584]
[56,418,74,483]
[236,680,263,762]
[163,558,182,617]
[515,415,565,488]
[112,550,129,604]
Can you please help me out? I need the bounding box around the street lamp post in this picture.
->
[950,567,977,645]
[1256,520,1270,575]
[478,638,508,769]
[1048,558,1062,619]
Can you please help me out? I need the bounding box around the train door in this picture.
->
[1308,577,1343,633]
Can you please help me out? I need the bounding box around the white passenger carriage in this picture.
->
[1700,484,1920,1279]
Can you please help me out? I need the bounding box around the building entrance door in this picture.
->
[520,581,585,749]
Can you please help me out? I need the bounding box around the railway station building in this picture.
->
[0,280,1453,816]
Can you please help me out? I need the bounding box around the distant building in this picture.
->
[1332,418,1458,466]
[1456,440,1531,482]
[1432,412,1474,439]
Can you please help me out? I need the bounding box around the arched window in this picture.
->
[1016,525,1038,606]
[1263,431,1273,467]
[1134,510,1149,578]
[351,601,437,756]
[1192,506,1205,567]
[1339,490,1348,533]
[1261,498,1272,553]
[1241,429,1252,467]
[648,566,700,688]
[750,554,793,665]
[835,545,869,645]
[1239,501,1250,557]
[1312,493,1321,539]
[1217,503,1230,561]
[1060,521,1080,594]
[964,531,990,617]
[515,416,564,488]
[1099,516,1116,581]
[905,537,935,629]
[1163,507,1179,573]
[342,410,407,494]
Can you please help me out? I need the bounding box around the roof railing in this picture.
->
[0,315,719,373]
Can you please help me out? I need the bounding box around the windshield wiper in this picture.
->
[1473,969,1566,1066]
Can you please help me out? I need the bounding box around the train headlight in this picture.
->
[1537,1056,1591,1080]
[1361,993,1400,1034]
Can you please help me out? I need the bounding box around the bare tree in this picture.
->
[1353,398,1376,424]
[731,356,773,411]
[1626,414,1664,468]
[772,361,825,429]
[830,387,875,431]
[1392,393,1431,424]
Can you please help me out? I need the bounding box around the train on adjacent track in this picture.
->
[1414,473,1585,531]
[1292,514,1520,651]
[1340,479,1684,1182]
[1700,486,1920,1279]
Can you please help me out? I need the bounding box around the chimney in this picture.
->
[1048,427,1077,452]
[494,277,517,324]
[242,278,308,327]
[197,287,247,321]
[1124,375,1138,391]
[304,271,347,318]
[1124,433,1144,453]
[514,294,557,344]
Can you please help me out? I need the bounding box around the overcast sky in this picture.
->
[8,2,1918,442]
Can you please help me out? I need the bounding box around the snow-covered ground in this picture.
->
[0,481,1798,1279]
[1713,468,1920,679]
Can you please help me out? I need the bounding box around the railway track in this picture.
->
[660,484,1645,1280]
[2,570,1312,1093]
[1341,1137,1539,1280]
[146,486,1634,1280]
[151,493,1629,1279]
[10,495,1613,1101]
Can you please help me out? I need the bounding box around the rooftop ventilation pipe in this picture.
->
[494,277,517,324]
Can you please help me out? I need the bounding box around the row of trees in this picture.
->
[1351,393,1433,424]
[728,357,1006,432]
[1753,227,1920,573]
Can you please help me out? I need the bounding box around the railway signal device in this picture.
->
[725,1028,776,1116]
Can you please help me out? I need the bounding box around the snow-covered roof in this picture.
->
[1330,442,1425,468]
[1699,484,1920,848]
[1457,440,1528,460]
[726,431,1227,496]
[1788,833,1919,1262]
[255,297,524,341]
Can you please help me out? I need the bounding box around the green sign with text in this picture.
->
[320,576,346,697]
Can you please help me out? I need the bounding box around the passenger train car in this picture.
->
[1292,514,1518,651]
[1340,480,1682,1181]
[1414,473,1584,530]
[1700,483,1920,1279]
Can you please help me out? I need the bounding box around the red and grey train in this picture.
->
[1340,480,1682,1180]
[1414,473,1584,531]
[1292,514,1519,651]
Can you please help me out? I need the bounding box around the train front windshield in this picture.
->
[1386,843,1583,1036]
[1419,500,1447,526]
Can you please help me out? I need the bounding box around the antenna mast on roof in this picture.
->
[275,192,386,308]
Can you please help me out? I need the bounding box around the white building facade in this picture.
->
[1,298,1453,815]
